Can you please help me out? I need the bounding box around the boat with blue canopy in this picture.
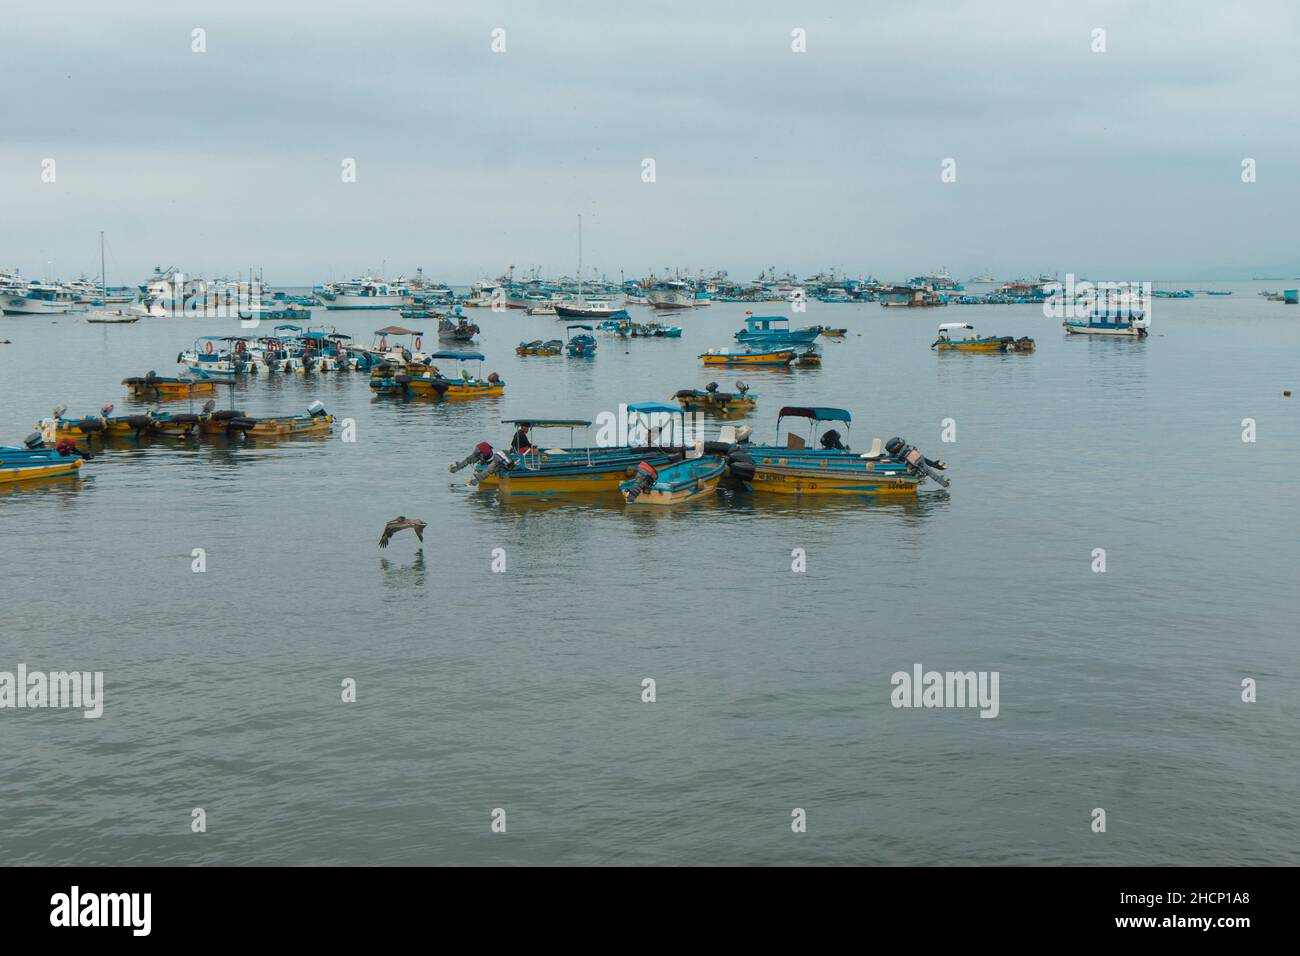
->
[734,314,821,347]
[565,325,597,357]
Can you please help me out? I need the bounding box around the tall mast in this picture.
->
[99,231,106,303]
[577,213,583,301]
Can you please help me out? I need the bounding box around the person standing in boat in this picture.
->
[510,423,534,452]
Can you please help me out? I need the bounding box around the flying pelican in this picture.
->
[379,516,427,548]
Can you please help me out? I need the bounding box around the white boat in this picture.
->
[314,277,409,310]
[647,280,695,310]
[134,266,209,317]
[1,281,75,315]
[1063,308,1150,337]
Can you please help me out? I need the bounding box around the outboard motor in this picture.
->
[307,400,327,419]
[623,461,659,502]
[487,372,501,384]
[884,437,950,487]
[735,381,750,395]
[449,441,494,473]
[705,381,720,394]
[820,429,847,451]
[23,432,43,450]
[101,404,115,418]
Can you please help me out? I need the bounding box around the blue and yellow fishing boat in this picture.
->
[726,408,950,496]
[1062,308,1150,337]
[38,404,156,442]
[516,339,563,356]
[932,323,1034,351]
[734,314,821,347]
[122,373,217,398]
[457,411,679,495]
[370,351,505,398]
[0,439,87,485]
[674,381,756,416]
[700,347,796,367]
[621,455,726,505]
[242,402,334,438]
[565,325,598,357]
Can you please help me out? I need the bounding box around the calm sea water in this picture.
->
[2,285,1297,866]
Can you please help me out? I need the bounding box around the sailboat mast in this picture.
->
[577,213,583,300]
[99,231,106,302]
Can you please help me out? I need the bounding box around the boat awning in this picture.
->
[938,323,974,332]
[566,325,593,331]
[374,326,420,336]
[500,418,593,428]
[777,406,852,423]
[431,350,484,361]
[627,401,681,415]
[274,324,304,331]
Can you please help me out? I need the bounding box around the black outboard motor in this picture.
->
[623,461,659,502]
[705,381,720,394]
[884,437,950,487]
[820,428,847,451]
[450,441,494,473]
[23,432,43,450]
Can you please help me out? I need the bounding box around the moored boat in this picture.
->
[700,347,796,366]
[673,381,755,416]
[565,325,597,357]
[0,440,87,484]
[1062,307,1150,337]
[734,314,821,347]
[122,372,217,398]
[621,455,725,505]
[932,323,1034,351]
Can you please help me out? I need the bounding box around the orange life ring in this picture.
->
[414,336,422,350]
[203,341,214,354]
[234,340,246,353]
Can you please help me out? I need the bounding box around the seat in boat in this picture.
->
[861,438,885,460]
[717,425,737,444]
[786,432,806,450]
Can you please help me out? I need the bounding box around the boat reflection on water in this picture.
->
[0,474,87,498]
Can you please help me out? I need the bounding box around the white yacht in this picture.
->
[646,280,695,310]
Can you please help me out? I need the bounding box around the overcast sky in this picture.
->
[2,0,1298,285]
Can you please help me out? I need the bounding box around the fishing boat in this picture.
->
[368,326,428,366]
[726,408,950,496]
[178,336,252,379]
[298,329,354,371]
[794,347,823,367]
[932,323,1035,351]
[734,314,821,347]
[813,325,847,337]
[455,409,680,495]
[646,280,695,310]
[879,285,947,308]
[673,381,756,416]
[197,400,256,436]
[437,309,480,342]
[515,339,564,356]
[0,440,86,484]
[1,281,75,315]
[314,277,409,310]
[242,401,334,437]
[1062,307,1150,337]
[122,373,217,398]
[621,455,725,505]
[85,312,139,324]
[700,347,796,367]
[36,405,148,442]
[373,351,505,398]
[565,325,597,357]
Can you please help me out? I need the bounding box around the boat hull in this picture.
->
[0,458,82,484]
[701,351,795,366]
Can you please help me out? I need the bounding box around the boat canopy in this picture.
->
[743,315,789,327]
[500,418,592,428]
[627,401,682,416]
[431,350,484,361]
[938,323,974,332]
[566,324,594,332]
[374,326,420,336]
[777,406,852,424]
[274,324,304,332]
